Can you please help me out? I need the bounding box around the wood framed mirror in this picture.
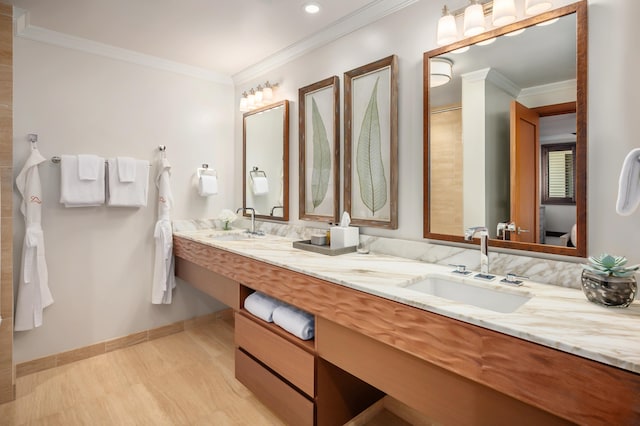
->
[423,1,587,257]
[243,100,289,221]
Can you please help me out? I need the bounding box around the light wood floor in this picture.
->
[0,317,286,425]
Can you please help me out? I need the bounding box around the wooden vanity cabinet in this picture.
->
[173,236,640,425]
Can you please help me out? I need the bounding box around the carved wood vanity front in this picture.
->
[174,235,640,425]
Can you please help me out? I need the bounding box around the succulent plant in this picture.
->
[583,253,639,278]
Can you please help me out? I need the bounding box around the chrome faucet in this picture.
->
[464,226,489,274]
[236,207,257,234]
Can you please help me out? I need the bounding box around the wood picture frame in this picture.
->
[344,55,398,229]
[299,76,340,222]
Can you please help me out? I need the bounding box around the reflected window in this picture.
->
[542,143,575,204]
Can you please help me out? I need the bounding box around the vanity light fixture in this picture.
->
[435,0,554,46]
[238,81,280,111]
[463,0,486,37]
[430,58,453,88]
[436,6,458,46]
[492,0,517,26]
[525,0,553,15]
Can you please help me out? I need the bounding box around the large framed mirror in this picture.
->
[243,100,289,221]
[423,1,587,257]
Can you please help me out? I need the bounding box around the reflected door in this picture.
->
[510,101,539,243]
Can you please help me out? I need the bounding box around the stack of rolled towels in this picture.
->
[244,292,314,341]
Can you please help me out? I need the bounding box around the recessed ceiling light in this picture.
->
[303,2,320,14]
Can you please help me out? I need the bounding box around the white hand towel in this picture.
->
[77,154,100,181]
[244,292,283,323]
[60,155,105,207]
[616,148,640,215]
[272,305,315,341]
[198,175,218,196]
[252,176,269,195]
[117,157,137,182]
[107,158,149,207]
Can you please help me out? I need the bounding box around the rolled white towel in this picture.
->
[272,305,315,341]
[244,292,282,323]
[616,148,640,215]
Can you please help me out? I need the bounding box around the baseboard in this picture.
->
[16,309,233,378]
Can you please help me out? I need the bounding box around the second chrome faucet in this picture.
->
[464,226,491,277]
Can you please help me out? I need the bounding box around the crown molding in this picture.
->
[13,7,233,85]
[232,0,418,85]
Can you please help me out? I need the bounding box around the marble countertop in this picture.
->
[174,228,640,374]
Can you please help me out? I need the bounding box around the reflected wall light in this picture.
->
[430,58,453,88]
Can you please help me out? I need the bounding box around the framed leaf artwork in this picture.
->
[344,55,398,229]
[299,76,340,222]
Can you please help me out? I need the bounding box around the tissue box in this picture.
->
[330,226,359,249]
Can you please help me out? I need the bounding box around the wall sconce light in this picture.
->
[430,58,453,88]
[436,6,458,46]
[492,0,517,26]
[239,92,249,112]
[463,0,486,37]
[525,0,553,15]
[436,0,553,46]
[239,81,280,111]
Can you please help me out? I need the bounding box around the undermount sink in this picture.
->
[405,275,531,313]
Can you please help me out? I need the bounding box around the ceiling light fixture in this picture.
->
[436,6,458,46]
[463,0,485,37]
[303,2,321,14]
[492,0,517,26]
[430,58,453,88]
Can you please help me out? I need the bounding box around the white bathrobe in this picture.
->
[152,158,176,304]
[15,148,54,331]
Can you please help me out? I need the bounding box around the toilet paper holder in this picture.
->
[197,164,217,178]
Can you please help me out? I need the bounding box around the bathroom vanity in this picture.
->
[173,229,640,425]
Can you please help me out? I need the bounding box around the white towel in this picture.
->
[60,155,105,207]
[107,158,149,207]
[117,156,137,182]
[616,148,640,215]
[252,176,269,195]
[244,292,283,323]
[272,305,315,341]
[77,154,100,181]
[198,175,218,196]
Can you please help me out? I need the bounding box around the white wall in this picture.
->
[234,0,640,266]
[13,38,234,362]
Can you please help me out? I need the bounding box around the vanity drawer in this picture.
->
[235,312,315,396]
[175,257,240,310]
[235,348,314,426]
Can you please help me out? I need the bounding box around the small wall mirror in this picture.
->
[243,100,289,221]
[423,1,586,257]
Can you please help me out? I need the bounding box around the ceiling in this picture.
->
[7,0,413,80]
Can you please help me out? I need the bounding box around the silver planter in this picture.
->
[581,270,637,308]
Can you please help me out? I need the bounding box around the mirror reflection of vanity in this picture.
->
[243,100,289,221]
[423,1,586,257]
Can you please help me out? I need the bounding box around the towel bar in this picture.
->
[50,156,152,166]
